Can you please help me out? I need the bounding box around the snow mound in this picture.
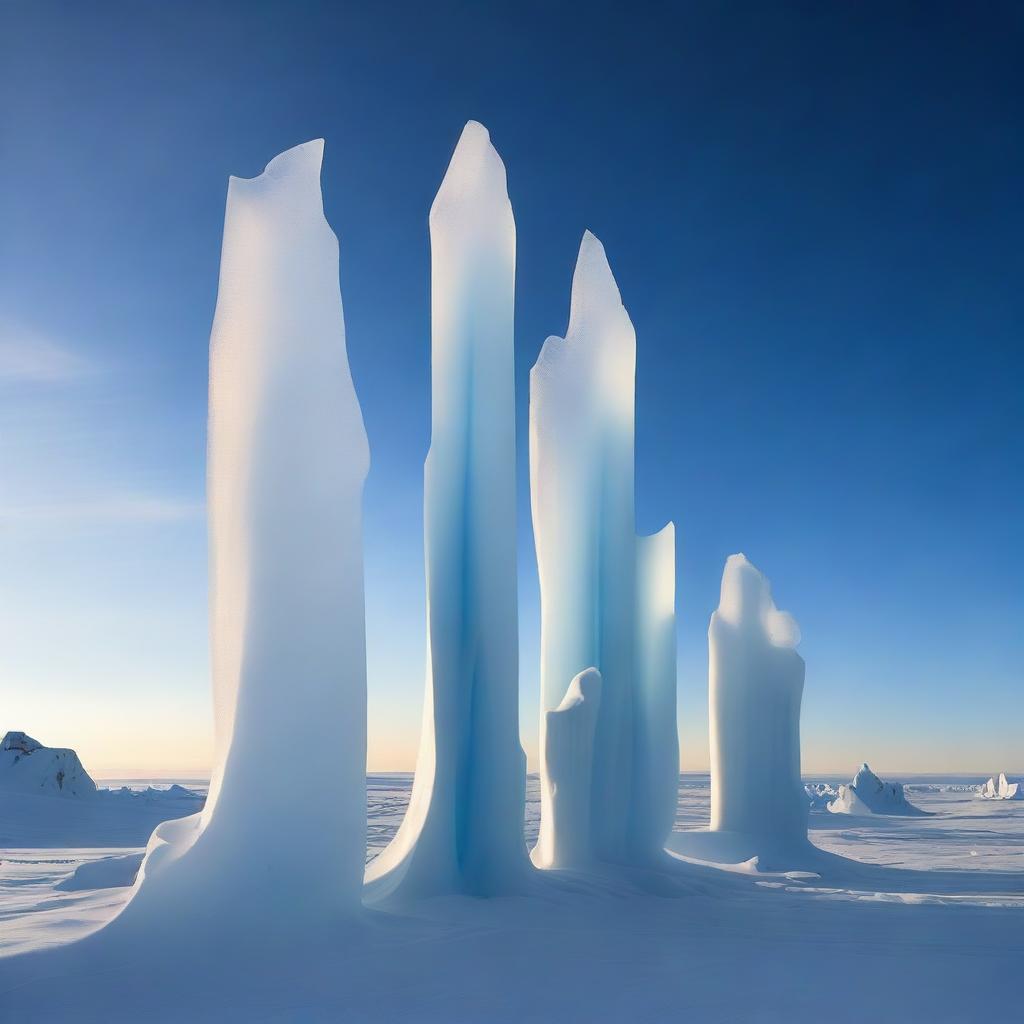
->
[978,773,1023,800]
[828,764,927,816]
[56,853,144,892]
[0,732,97,799]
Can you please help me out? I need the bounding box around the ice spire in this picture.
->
[531,232,677,868]
[365,122,528,900]
[709,554,807,847]
[120,139,370,926]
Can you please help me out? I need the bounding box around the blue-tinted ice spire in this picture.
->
[530,232,677,868]
[122,139,371,926]
[365,122,528,900]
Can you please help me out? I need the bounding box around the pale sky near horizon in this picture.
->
[2,3,1021,778]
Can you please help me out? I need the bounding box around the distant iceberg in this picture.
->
[978,773,1022,800]
[828,764,927,816]
[0,731,97,799]
[0,733,204,848]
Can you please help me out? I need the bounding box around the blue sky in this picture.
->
[1,2,1021,775]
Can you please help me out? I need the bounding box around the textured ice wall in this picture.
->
[366,122,527,899]
[123,140,370,924]
[709,555,806,845]
[531,232,677,867]
[533,668,602,869]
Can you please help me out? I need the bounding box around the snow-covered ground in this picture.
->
[1,772,1021,1022]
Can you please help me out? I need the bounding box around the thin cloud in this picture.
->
[0,322,93,383]
[0,496,204,525]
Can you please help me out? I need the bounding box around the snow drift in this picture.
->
[56,853,144,892]
[0,732,97,799]
[828,764,926,815]
[978,773,1022,800]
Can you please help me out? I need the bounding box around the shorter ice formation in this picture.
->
[828,764,926,816]
[978,773,1022,800]
[533,668,602,869]
[0,732,97,798]
[709,555,807,847]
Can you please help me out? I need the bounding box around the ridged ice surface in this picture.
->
[365,122,527,900]
[531,232,677,866]
[119,139,370,926]
[709,554,806,846]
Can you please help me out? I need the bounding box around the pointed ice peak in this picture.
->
[431,120,510,221]
[717,553,800,648]
[531,229,634,415]
[567,230,627,339]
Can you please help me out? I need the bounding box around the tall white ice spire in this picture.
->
[119,139,371,926]
[531,232,677,868]
[366,122,528,899]
[709,554,806,847]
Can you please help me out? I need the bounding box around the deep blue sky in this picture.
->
[2,1,1021,773]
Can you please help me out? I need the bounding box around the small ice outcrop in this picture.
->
[530,231,677,868]
[0,731,97,798]
[805,783,838,810]
[103,784,204,806]
[366,122,528,900]
[533,668,603,869]
[119,138,370,927]
[978,773,1023,800]
[709,556,807,847]
[828,764,926,815]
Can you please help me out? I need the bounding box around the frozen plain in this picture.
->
[1,772,1021,1022]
